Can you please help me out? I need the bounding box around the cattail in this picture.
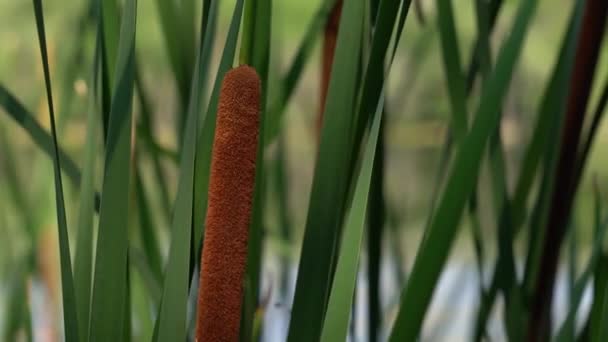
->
[195,65,261,342]
[527,0,608,340]
[317,0,343,139]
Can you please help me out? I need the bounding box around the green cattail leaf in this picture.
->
[265,0,339,142]
[0,125,36,236]
[351,0,410,157]
[134,66,173,222]
[520,0,585,298]
[153,0,224,339]
[2,260,31,342]
[320,93,383,342]
[511,0,584,233]
[153,0,195,132]
[0,85,82,190]
[153,0,216,338]
[134,167,164,284]
[555,215,608,341]
[73,29,102,342]
[101,0,120,82]
[242,0,272,339]
[436,0,468,142]
[473,1,584,338]
[193,0,244,258]
[389,0,539,339]
[287,0,365,339]
[31,0,79,340]
[89,0,137,339]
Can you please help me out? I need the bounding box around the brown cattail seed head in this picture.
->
[196,65,261,342]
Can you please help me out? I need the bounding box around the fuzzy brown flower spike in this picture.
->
[196,65,261,342]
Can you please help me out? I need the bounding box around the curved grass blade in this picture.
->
[590,254,608,341]
[0,86,103,212]
[0,85,82,188]
[576,72,608,185]
[31,0,79,340]
[154,0,230,339]
[473,3,585,337]
[134,167,163,283]
[527,2,608,336]
[134,67,173,222]
[287,0,365,339]
[556,215,608,341]
[436,0,468,142]
[0,125,36,236]
[320,94,384,342]
[511,1,584,232]
[265,0,339,142]
[389,0,539,339]
[154,0,193,112]
[242,0,272,339]
[73,32,102,341]
[351,0,411,158]
[193,0,244,257]
[367,114,385,342]
[588,184,608,341]
[2,260,31,342]
[465,0,504,90]
[130,247,162,307]
[101,0,119,82]
[88,0,137,339]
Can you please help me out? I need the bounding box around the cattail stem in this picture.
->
[527,0,608,340]
[196,65,261,342]
[317,0,343,139]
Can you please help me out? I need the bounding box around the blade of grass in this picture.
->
[286,0,365,339]
[473,3,584,337]
[131,260,154,341]
[101,0,119,83]
[465,0,504,90]
[0,84,103,212]
[527,1,608,336]
[154,0,193,113]
[511,0,585,232]
[134,66,173,223]
[130,247,162,307]
[88,0,137,339]
[590,252,608,342]
[367,115,384,342]
[154,0,228,338]
[134,166,163,283]
[241,0,272,339]
[389,0,539,339]
[0,125,36,237]
[265,0,339,142]
[436,0,468,142]
[2,261,31,342]
[124,260,132,342]
[575,72,608,186]
[57,6,91,130]
[273,132,292,298]
[31,0,79,340]
[556,214,608,341]
[588,183,608,341]
[351,0,411,161]
[0,85,82,191]
[73,30,102,342]
[193,0,244,259]
[239,0,256,65]
[320,94,383,342]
